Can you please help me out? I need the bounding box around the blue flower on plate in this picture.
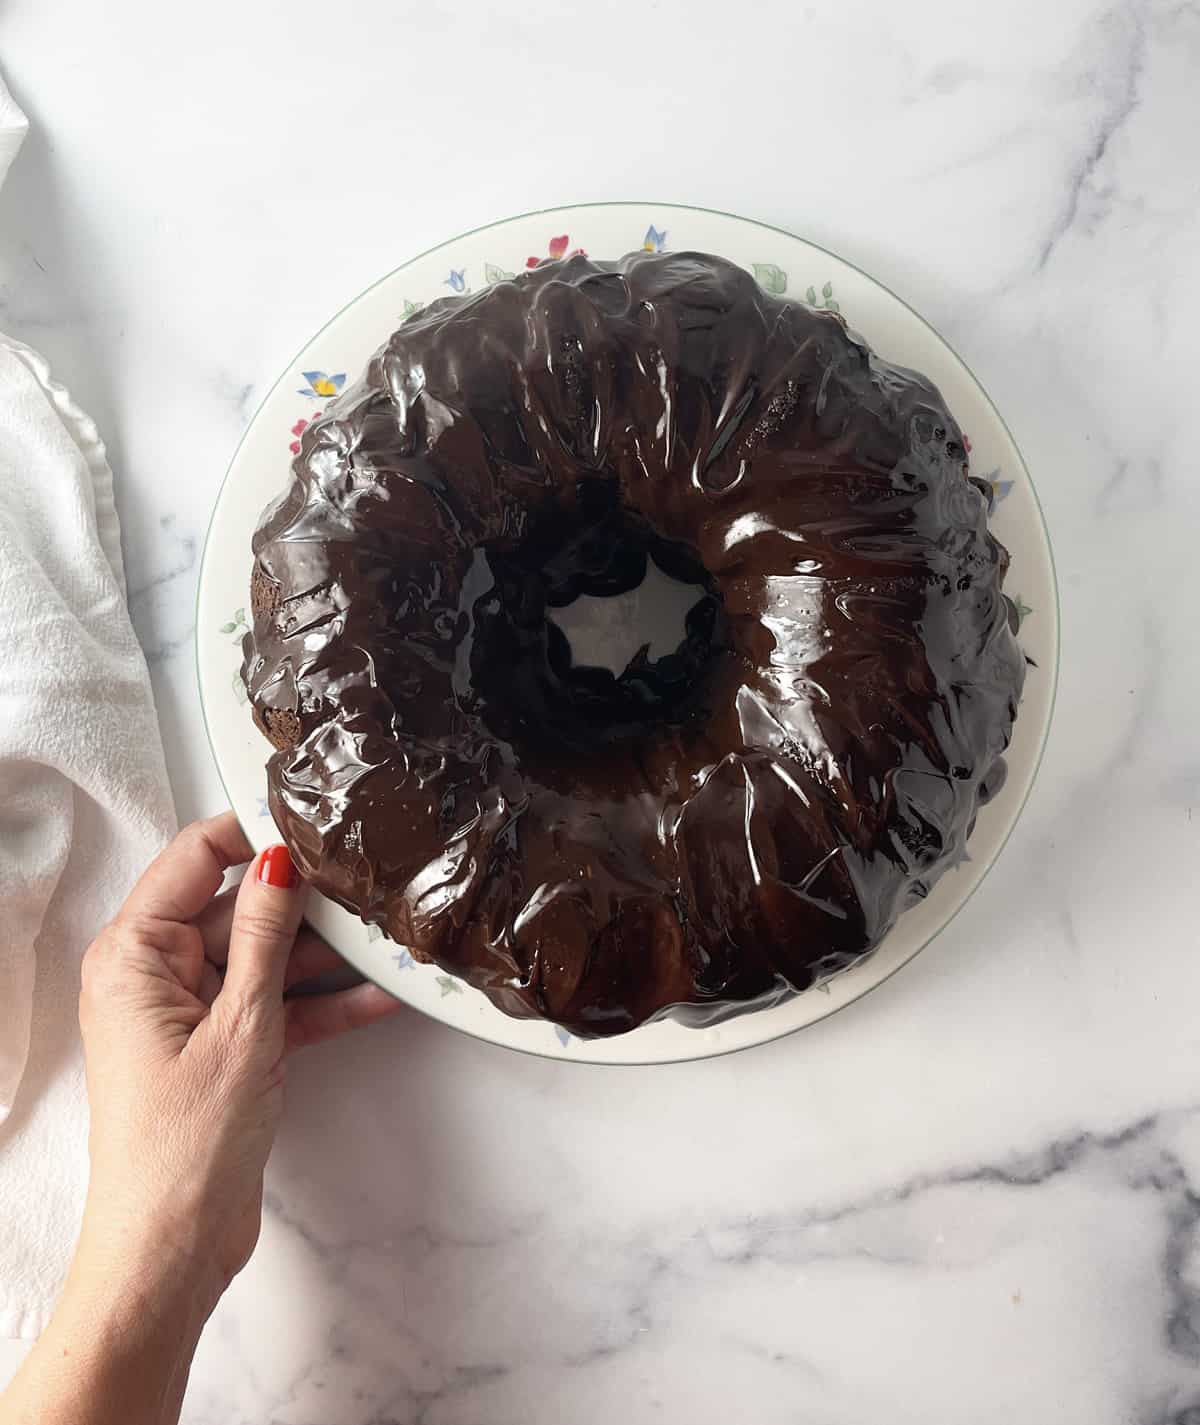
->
[393,949,414,971]
[256,797,271,819]
[642,225,667,253]
[979,469,1014,513]
[296,371,346,400]
[554,1024,572,1047]
[445,269,467,293]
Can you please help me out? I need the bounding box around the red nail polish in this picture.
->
[258,844,299,889]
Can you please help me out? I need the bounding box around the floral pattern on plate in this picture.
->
[526,233,586,269]
[296,370,345,400]
[288,414,319,455]
[981,471,1015,510]
[805,280,840,313]
[753,262,787,294]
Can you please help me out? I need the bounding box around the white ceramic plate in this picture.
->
[197,202,1058,1065]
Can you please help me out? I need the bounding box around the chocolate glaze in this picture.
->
[242,252,1024,1037]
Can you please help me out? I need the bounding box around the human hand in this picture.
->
[74,812,401,1319]
[0,815,402,1425]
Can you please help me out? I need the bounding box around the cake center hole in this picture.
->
[548,558,706,678]
[473,499,728,755]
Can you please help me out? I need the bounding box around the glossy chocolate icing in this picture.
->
[242,251,1024,1037]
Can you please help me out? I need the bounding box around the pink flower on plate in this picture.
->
[288,414,317,455]
[526,234,586,269]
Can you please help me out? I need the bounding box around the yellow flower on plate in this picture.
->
[296,370,347,400]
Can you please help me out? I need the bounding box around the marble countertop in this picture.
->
[2,0,1199,1418]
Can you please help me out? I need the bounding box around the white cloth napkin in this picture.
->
[0,79,176,1339]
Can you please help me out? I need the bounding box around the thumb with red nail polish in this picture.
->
[222,843,308,1012]
[257,843,300,889]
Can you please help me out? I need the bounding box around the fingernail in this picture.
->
[258,844,299,889]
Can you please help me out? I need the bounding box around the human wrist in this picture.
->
[68,1206,227,1348]
[27,1261,206,1425]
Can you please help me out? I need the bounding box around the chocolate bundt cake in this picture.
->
[242,251,1024,1037]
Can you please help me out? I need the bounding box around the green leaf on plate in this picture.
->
[401,299,423,319]
[1013,595,1033,628]
[805,284,818,306]
[234,607,244,622]
[366,923,383,943]
[753,263,788,295]
[824,298,841,314]
[484,263,515,285]
[219,621,236,634]
[822,281,833,300]
[231,669,247,705]
[436,974,463,997]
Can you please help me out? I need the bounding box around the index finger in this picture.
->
[119,812,255,925]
